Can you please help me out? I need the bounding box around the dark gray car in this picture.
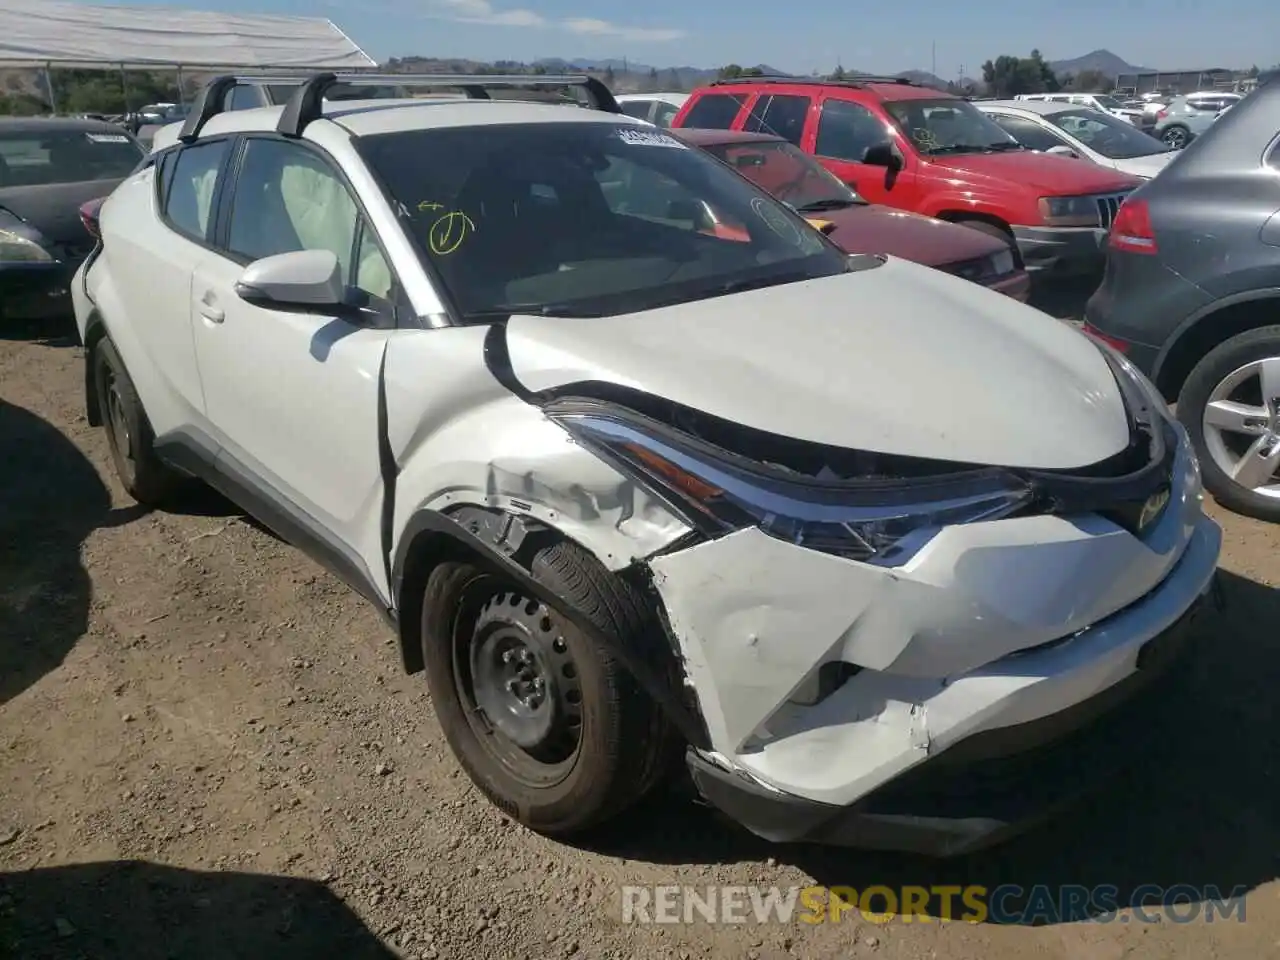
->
[0,118,146,322]
[1084,78,1280,521]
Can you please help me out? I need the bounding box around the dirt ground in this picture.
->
[2,306,1279,960]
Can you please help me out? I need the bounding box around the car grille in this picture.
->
[1095,192,1132,229]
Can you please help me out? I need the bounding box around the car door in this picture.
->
[811,96,914,206]
[189,134,401,603]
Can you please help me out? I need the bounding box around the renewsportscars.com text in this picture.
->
[621,884,1248,925]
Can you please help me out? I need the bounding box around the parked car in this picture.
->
[1015,92,1145,126]
[1085,77,1280,520]
[671,127,1029,299]
[1,117,145,322]
[672,76,1143,274]
[975,100,1175,179]
[616,92,689,128]
[74,71,1221,857]
[1151,95,1227,149]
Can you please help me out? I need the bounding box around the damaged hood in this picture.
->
[503,256,1130,470]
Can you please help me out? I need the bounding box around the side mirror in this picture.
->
[234,249,346,311]
[1046,144,1080,158]
[861,141,903,170]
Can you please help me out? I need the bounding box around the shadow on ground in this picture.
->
[0,314,81,348]
[1029,274,1100,322]
[600,569,1280,924]
[0,861,394,959]
[0,399,148,706]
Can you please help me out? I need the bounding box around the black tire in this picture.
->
[1177,325,1280,522]
[93,337,179,506]
[1161,124,1191,150]
[420,540,679,836]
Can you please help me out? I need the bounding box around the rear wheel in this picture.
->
[1161,124,1191,150]
[93,337,179,506]
[1177,326,1280,522]
[420,539,678,835]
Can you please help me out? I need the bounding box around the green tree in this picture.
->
[718,63,744,80]
[980,51,1061,97]
[1065,68,1115,93]
[830,65,847,80]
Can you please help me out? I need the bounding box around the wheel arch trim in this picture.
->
[1152,287,1280,386]
[392,505,711,750]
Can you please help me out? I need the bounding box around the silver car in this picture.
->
[1152,95,1227,149]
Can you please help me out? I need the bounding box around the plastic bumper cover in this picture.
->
[686,519,1221,856]
[1012,224,1108,273]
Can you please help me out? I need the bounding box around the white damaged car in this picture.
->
[73,73,1223,855]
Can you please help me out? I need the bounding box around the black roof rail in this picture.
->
[180,72,621,142]
[178,74,239,143]
[709,74,917,89]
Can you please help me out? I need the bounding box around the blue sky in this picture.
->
[85,0,1280,77]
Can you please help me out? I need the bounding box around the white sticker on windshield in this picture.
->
[617,128,685,148]
[85,133,130,144]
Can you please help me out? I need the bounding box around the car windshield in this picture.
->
[356,122,850,321]
[882,98,1023,155]
[699,139,865,212]
[0,128,143,188]
[1047,109,1171,159]
[1091,95,1123,110]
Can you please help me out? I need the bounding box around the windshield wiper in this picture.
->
[715,270,819,296]
[467,303,603,321]
[794,198,861,212]
[983,141,1025,151]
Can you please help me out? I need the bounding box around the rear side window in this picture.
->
[163,139,230,240]
[224,84,264,111]
[988,114,1070,152]
[620,100,652,120]
[681,93,746,129]
[743,94,811,146]
[652,102,680,128]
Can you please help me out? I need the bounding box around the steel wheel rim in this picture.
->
[104,370,133,463]
[1201,357,1280,499]
[1163,128,1187,149]
[453,586,583,788]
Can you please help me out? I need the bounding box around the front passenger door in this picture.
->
[813,98,912,205]
[190,135,400,603]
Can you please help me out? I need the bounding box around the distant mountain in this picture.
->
[1049,49,1152,79]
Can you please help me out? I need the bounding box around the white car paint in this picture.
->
[75,88,1222,849]
[977,101,1176,179]
[504,260,1129,469]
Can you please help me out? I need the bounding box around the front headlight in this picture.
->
[548,406,1034,564]
[0,209,54,263]
[1038,195,1101,228]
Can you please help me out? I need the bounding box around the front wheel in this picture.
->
[1177,326,1280,522]
[420,540,678,835]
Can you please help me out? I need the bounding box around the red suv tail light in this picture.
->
[79,198,105,240]
[1109,198,1157,255]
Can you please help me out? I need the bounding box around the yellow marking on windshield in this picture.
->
[428,211,477,256]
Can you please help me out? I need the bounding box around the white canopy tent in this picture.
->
[0,0,376,69]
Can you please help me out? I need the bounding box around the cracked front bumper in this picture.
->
[649,431,1222,852]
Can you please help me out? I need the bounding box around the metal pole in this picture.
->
[120,62,130,114]
[42,61,56,114]
[176,64,185,105]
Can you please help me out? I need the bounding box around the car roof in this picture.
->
[617,92,688,102]
[700,77,952,103]
[162,97,645,146]
[975,99,1078,116]
[669,127,783,147]
[0,116,133,136]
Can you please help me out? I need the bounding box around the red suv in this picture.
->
[672,77,1144,274]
